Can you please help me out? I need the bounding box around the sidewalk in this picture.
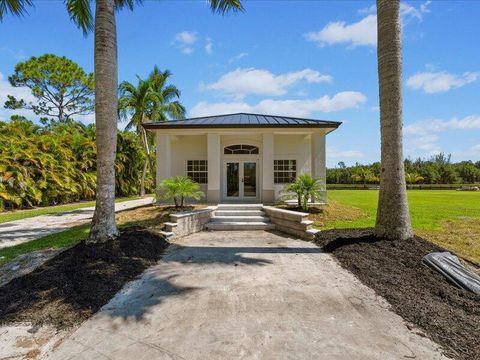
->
[0,197,154,249]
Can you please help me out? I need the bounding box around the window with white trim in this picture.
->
[224,144,259,154]
[274,160,297,184]
[187,160,208,184]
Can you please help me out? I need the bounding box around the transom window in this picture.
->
[187,160,208,184]
[274,160,297,184]
[224,144,259,155]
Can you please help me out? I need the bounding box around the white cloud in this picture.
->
[174,31,197,45]
[406,71,479,93]
[405,115,480,135]
[204,68,333,99]
[306,1,431,48]
[471,144,480,154]
[229,52,248,63]
[0,71,36,120]
[181,47,194,55]
[451,144,480,159]
[205,38,213,54]
[328,146,364,158]
[305,14,377,48]
[405,134,442,158]
[174,31,197,55]
[358,4,376,15]
[190,91,367,118]
[421,1,432,13]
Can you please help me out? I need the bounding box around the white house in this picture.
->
[144,113,341,204]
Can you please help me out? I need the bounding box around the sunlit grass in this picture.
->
[0,195,148,224]
[311,190,480,264]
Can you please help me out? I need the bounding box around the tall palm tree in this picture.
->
[1,0,244,243]
[375,0,413,240]
[148,67,186,121]
[119,70,185,197]
[119,72,185,197]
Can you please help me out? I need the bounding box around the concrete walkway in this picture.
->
[46,231,446,360]
[0,197,153,249]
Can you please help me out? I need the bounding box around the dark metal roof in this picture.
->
[142,113,342,130]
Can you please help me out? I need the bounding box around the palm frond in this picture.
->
[0,0,33,21]
[65,0,93,35]
[209,0,244,14]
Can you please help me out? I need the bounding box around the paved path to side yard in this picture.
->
[46,231,447,360]
[0,197,153,249]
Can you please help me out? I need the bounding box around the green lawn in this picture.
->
[0,224,91,265]
[326,190,480,230]
[318,190,480,265]
[0,195,147,224]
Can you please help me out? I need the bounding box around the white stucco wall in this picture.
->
[273,134,312,199]
[154,129,327,203]
[170,134,208,195]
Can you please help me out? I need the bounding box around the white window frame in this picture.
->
[274,159,297,184]
[187,160,208,184]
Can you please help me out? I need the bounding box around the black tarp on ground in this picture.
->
[422,252,480,294]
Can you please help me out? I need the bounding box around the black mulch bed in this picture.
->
[315,228,480,360]
[0,227,169,329]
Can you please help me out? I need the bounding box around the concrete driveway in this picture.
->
[46,231,446,360]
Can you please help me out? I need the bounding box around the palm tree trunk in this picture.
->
[139,120,149,197]
[88,0,119,243]
[142,127,155,181]
[140,157,147,197]
[375,0,413,240]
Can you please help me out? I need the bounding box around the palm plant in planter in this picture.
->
[157,176,205,208]
[281,174,325,212]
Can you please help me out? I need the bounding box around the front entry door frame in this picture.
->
[222,160,260,201]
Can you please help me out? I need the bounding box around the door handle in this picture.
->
[241,178,244,183]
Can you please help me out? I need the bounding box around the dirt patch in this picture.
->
[0,227,169,329]
[276,201,367,228]
[307,200,367,227]
[116,205,204,230]
[315,228,480,360]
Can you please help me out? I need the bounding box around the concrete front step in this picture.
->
[212,215,270,223]
[206,222,275,231]
[216,204,264,211]
[215,210,265,216]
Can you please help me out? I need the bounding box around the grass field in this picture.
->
[310,190,480,264]
[0,195,147,224]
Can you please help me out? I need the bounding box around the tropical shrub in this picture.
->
[157,176,205,208]
[281,174,325,211]
[0,117,153,210]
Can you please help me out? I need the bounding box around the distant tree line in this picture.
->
[327,154,480,185]
[0,116,153,210]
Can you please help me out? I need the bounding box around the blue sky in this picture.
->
[0,0,479,166]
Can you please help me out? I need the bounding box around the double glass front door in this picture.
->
[225,161,257,199]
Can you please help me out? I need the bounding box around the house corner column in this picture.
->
[207,133,220,203]
[262,133,275,203]
[156,132,171,186]
[311,132,326,202]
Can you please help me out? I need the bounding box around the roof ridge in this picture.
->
[144,112,342,125]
